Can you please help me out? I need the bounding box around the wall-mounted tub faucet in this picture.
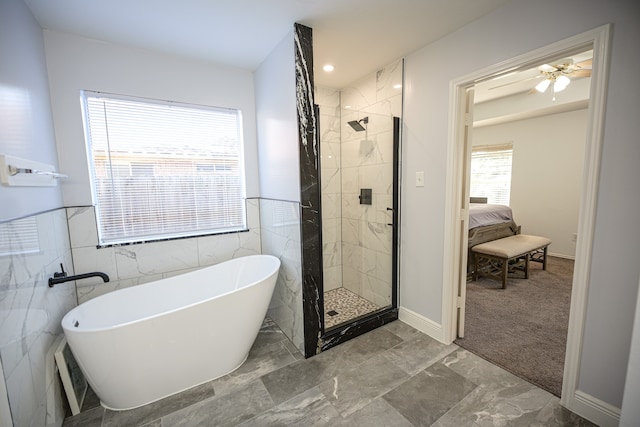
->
[48,263,110,288]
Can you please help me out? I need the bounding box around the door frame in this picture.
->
[441,24,610,412]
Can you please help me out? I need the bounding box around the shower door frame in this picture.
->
[318,116,401,352]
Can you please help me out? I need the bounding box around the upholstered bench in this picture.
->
[472,234,552,289]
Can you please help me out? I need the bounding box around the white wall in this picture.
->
[43,30,259,206]
[402,0,640,410]
[254,30,300,202]
[620,274,640,426]
[0,0,62,221]
[253,28,305,352]
[0,3,72,425]
[473,108,587,258]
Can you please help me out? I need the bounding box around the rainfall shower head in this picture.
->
[347,117,368,132]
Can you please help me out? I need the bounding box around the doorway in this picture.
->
[454,49,592,397]
[444,24,610,409]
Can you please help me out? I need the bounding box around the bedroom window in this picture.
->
[81,91,246,246]
[470,143,513,205]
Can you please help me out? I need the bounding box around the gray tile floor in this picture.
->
[63,318,597,426]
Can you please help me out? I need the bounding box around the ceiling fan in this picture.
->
[531,58,592,95]
[484,56,592,101]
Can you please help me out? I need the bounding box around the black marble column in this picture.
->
[294,23,323,357]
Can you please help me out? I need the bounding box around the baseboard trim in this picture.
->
[565,390,620,427]
[548,252,575,260]
[398,307,448,344]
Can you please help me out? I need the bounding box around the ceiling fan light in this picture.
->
[535,79,551,93]
[554,75,571,92]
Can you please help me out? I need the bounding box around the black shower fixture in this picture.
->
[347,117,368,132]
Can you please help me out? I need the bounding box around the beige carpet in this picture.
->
[455,256,573,397]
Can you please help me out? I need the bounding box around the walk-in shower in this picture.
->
[316,59,403,342]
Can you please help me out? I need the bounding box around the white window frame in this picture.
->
[469,143,513,206]
[81,91,247,246]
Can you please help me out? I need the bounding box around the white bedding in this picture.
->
[469,203,513,229]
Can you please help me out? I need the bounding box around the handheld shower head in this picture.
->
[348,117,369,132]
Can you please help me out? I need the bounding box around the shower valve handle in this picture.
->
[53,263,67,279]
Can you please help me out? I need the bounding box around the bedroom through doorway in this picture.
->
[450,40,601,399]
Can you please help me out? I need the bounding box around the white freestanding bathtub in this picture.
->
[61,254,280,411]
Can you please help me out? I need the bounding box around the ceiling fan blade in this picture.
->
[575,58,593,69]
[488,75,541,90]
[570,69,592,78]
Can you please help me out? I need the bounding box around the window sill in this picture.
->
[96,228,251,249]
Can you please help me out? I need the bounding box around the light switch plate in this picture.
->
[416,171,425,187]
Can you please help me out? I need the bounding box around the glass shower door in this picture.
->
[322,113,399,330]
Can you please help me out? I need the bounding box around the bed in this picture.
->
[467,200,520,278]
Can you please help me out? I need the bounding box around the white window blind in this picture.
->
[470,143,513,206]
[82,91,246,245]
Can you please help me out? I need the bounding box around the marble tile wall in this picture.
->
[339,59,403,308]
[67,200,262,303]
[0,208,76,427]
[316,87,342,293]
[259,199,304,355]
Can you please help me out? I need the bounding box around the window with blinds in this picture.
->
[81,91,246,246]
[469,143,513,206]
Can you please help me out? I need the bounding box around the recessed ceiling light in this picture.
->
[323,64,334,72]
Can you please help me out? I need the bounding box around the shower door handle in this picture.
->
[387,207,394,226]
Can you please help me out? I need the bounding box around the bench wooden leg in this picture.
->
[501,257,508,289]
[524,253,530,279]
[473,253,479,281]
[542,246,548,270]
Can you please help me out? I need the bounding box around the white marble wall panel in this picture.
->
[375,60,404,103]
[337,59,403,309]
[316,86,343,292]
[321,167,341,194]
[0,208,76,427]
[341,73,377,112]
[68,199,262,303]
[259,199,304,355]
[114,239,200,280]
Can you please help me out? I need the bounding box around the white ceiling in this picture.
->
[22,0,511,89]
